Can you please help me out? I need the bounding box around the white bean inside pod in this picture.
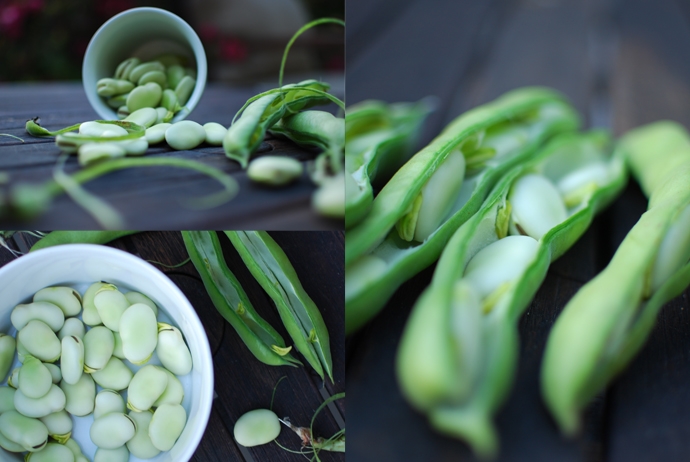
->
[14,384,66,418]
[651,203,690,292]
[91,357,133,391]
[233,408,281,447]
[397,148,466,242]
[127,365,168,412]
[17,320,61,363]
[0,334,16,381]
[156,323,193,376]
[18,355,53,399]
[94,445,130,462]
[33,286,82,318]
[120,303,158,365]
[58,317,86,341]
[93,285,130,332]
[38,410,72,444]
[11,301,65,332]
[0,386,16,413]
[25,441,75,461]
[89,412,137,449]
[83,326,115,372]
[148,403,186,452]
[79,121,128,138]
[152,368,184,407]
[82,282,110,326]
[60,336,84,385]
[94,389,126,420]
[125,291,159,316]
[60,372,95,417]
[509,173,568,240]
[463,235,540,306]
[556,161,610,207]
[127,410,160,458]
[0,410,48,452]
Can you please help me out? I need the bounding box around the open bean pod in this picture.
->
[182,230,300,367]
[223,80,332,168]
[344,99,433,228]
[226,231,333,382]
[345,87,580,334]
[396,131,626,457]
[542,121,690,437]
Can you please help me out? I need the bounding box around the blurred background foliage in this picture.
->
[0,0,343,83]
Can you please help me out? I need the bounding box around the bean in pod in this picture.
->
[94,389,126,420]
[127,410,160,458]
[156,323,192,376]
[94,286,129,332]
[0,333,16,381]
[83,326,114,372]
[94,446,130,462]
[60,336,84,385]
[91,357,133,391]
[38,410,72,444]
[79,121,128,138]
[247,156,302,186]
[33,286,82,318]
[0,410,48,452]
[127,365,168,412]
[18,355,53,399]
[18,320,61,363]
[14,384,66,418]
[60,372,95,416]
[120,303,158,365]
[165,120,206,150]
[0,386,15,413]
[233,408,280,447]
[508,173,567,240]
[89,412,137,449]
[148,403,186,451]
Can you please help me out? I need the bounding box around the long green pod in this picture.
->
[182,231,300,367]
[270,110,344,153]
[542,121,690,437]
[344,99,433,228]
[345,87,579,333]
[225,231,333,382]
[223,80,332,168]
[397,131,626,458]
[30,231,138,252]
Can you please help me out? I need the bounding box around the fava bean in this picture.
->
[114,57,140,81]
[127,365,167,412]
[155,324,192,376]
[127,82,162,113]
[0,334,16,380]
[124,291,158,316]
[247,156,302,186]
[0,410,48,452]
[83,326,114,372]
[174,75,195,106]
[60,372,95,416]
[44,363,61,384]
[233,409,280,447]
[78,142,127,166]
[124,107,158,129]
[90,413,136,449]
[91,357,133,391]
[128,61,165,84]
[14,384,66,418]
[94,389,125,420]
[38,410,72,444]
[312,172,345,218]
[33,286,82,317]
[138,70,167,88]
[18,320,61,363]
[58,317,86,340]
[0,386,16,413]
[120,303,157,365]
[18,355,53,399]
[127,410,160,458]
[94,446,130,462]
[79,121,128,138]
[94,286,129,332]
[166,65,185,89]
[96,78,134,97]
[148,403,186,451]
[145,123,171,145]
[60,336,84,385]
[203,122,227,146]
[82,282,110,326]
[152,368,184,407]
[26,441,75,461]
[165,120,206,150]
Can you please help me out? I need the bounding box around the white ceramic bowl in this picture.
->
[82,7,208,122]
[0,244,213,462]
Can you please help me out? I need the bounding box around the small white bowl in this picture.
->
[0,244,213,462]
[82,7,208,122]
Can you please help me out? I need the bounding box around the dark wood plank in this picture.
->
[0,84,342,230]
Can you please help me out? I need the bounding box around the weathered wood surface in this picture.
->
[0,83,342,230]
[6,230,345,461]
[346,0,690,460]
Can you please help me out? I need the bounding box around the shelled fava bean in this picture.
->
[97,56,196,122]
[0,283,193,459]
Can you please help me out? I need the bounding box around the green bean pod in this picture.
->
[226,231,333,382]
[0,333,16,381]
[344,99,433,228]
[182,230,300,367]
[542,121,690,436]
[270,110,344,152]
[396,131,626,457]
[345,87,580,333]
[223,80,332,168]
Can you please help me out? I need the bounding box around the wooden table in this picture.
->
[4,231,345,461]
[347,0,690,460]
[0,83,342,230]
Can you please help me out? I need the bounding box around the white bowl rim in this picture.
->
[0,243,214,461]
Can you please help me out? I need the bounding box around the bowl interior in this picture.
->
[82,7,208,122]
[0,244,213,461]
